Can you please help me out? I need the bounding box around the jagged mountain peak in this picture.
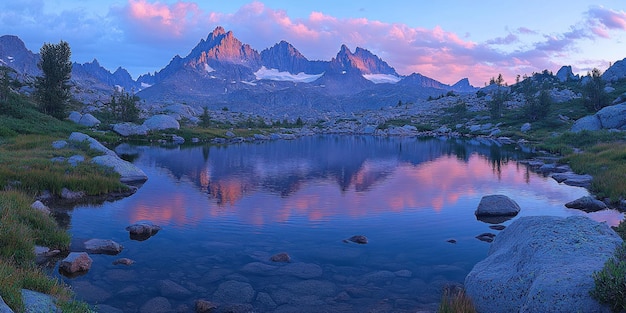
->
[185,26,260,70]
[330,44,397,75]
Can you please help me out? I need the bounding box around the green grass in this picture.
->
[0,191,93,312]
[438,288,476,313]
[0,135,126,196]
[562,142,626,201]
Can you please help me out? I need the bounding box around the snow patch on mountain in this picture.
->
[141,82,152,88]
[254,66,323,83]
[363,74,401,84]
[240,80,257,86]
[204,63,215,73]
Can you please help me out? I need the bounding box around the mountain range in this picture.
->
[0,27,477,114]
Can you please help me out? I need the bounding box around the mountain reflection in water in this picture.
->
[57,136,622,313]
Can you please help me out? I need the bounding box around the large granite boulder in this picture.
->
[0,295,13,313]
[91,155,148,183]
[571,115,602,133]
[112,123,149,137]
[142,114,180,131]
[68,132,116,156]
[78,113,101,127]
[465,216,621,313]
[596,103,626,129]
[68,111,82,123]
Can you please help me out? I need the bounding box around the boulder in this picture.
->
[91,155,148,183]
[51,140,67,149]
[68,132,116,156]
[520,122,531,133]
[142,114,180,131]
[571,115,601,133]
[67,155,85,167]
[59,252,92,275]
[21,289,60,313]
[565,196,608,212]
[61,188,85,200]
[0,295,12,313]
[112,123,149,137]
[551,172,593,188]
[30,200,50,215]
[126,222,161,241]
[84,239,123,255]
[466,216,620,313]
[68,111,82,123]
[475,195,521,217]
[78,113,101,127]
[596,104,626,129]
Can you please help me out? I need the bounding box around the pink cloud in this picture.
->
[109,1,622,85]
[119,0,205,44]
[588,6,626,30]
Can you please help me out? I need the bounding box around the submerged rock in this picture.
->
[465,216,621,313]
[565,196,607,212]
[269,252,291,263]
[195,299,217,313]
[344,235,368,244]
[475,233,496,243]
[113,258,134,266]
[84,239,123,255]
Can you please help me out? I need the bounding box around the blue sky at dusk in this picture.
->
[1,0,625,85]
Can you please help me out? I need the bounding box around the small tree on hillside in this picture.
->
[0,66,16,102]
[199,107,211,127]
[489,88,510,119]
[582,68,609,112]
[35,40,72,119]
[109,89,140,122]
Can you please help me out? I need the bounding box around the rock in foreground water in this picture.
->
[465,216,621,313]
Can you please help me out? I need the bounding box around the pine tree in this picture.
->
[35,41,72,119]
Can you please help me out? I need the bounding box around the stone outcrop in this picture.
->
[21,289,60,313]
[465,216,621,313]
[602,57,626,82]
[556,65,578,82]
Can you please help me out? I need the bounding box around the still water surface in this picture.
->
[55,136,622,312]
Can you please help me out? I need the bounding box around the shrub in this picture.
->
[591,242,626,312]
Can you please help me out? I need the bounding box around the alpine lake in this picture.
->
[50,135,623,313]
